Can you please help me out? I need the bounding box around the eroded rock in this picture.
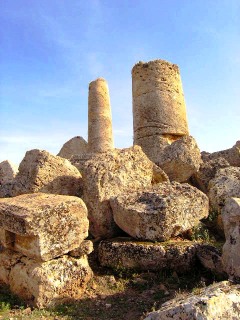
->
[144,281,240,320]
[222,197,240,279]
[0,193,89,261]
[110,182,209,241]
[11,149,82,197]
[0,160,18,185]
[57,136,88,159]
[98,238,198,272]
[82,146,169,238]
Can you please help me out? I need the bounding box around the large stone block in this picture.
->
[0,160,18,185]
[98,238,198,273]
[0,249,92,308]
[11,149,82,197]
[57,136,88,159]
[144,281,240,320]
[110,182,209,241]
[0,193,89,261]
[222,197,240,279]
[82,146,169,238]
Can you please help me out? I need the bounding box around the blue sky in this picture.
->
[0,0,239,165]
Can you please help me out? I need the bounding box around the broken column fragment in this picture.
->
[88,78,114,153]
[132,59,189,163]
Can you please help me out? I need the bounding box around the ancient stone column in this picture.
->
[88,78,114,153]
[132,59,189,162]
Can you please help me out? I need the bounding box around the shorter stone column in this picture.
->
[88,78,114,153]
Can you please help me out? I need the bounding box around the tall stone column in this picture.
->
[132,59,189,162]
[88,78,114,153]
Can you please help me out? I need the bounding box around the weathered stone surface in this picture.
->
[57,136,88,159]
[196,244,225,276]
[0,183,13,198]
[0,193,89,261]
[202,140,240,167]
[144,281,240,320]
[157,136,201,182]
[69,240,93,258]
[88,78,114,153]
[0,160,18,185]
[82,146,169,239]
[222,197,240,279]
[110,182,209,241]
[192,157,230,193]
[208,167,240,213]
[70,153,94,173]
[0,249,92,308]
[11,149,82,197]
[98,238,198,272]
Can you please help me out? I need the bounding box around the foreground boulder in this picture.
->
[0,160,18,185]
[0,193,88,261]
[202,140,240,167]
[98,238,198,272]
[222,197,240,280]
[144,281,240,320]
[157,136,202,182]
[192,157,230,193]
[82,146,169,238]
[208,166,240,213]
[11,149,82,197]
[110,182,209,241]
[0,248,92,308]
[57,136,88,159]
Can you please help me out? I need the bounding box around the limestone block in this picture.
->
[144,281,240,320]
[98,238,198,272]
[0,160,18,185]
[110,182,209,241]
[208,167,240,213]
[196,244,225,276]
[88,78,114,153]
[222,197,240,279]
[0,193,89,261]
[157,136,202,182]
[57,136,88,159]
[70,153,94,173]
[202,140,240,167]
[82,145,169,238]
[11,149,82,197]
[192,157,230,193]
[0,249,92,308]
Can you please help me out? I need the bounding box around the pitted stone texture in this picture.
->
[0,160,18,185]
[144,281,240,320]
[69,240,94,258]
[208,166,240,213]
[11,149,82,197]
[157,136,201,182]
[202,140,240,167]
[57,136,88,159]
[88,78,113,153]
[70,153,94,173]
[192,157,230,193]
[196,244,225,277]
[98,238,198,272]
[110,182,209,241]
[82,146,169,239]
[0,193,89,261]
[222,197,240,279]
[0,249,92,308]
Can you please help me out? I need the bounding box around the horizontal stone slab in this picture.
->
[0,193,89,261]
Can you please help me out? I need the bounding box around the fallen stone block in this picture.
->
[98,238,198,273]
[0,160,18,185]
[11,149,82,197]
[69,240,94,258]
[144,281,240,320]
[0,249,92,308]
[222,197,240,280]
[0,193,89,261]
[57,136,88,159]
[110,182,209,241]
[82,146,169,238]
